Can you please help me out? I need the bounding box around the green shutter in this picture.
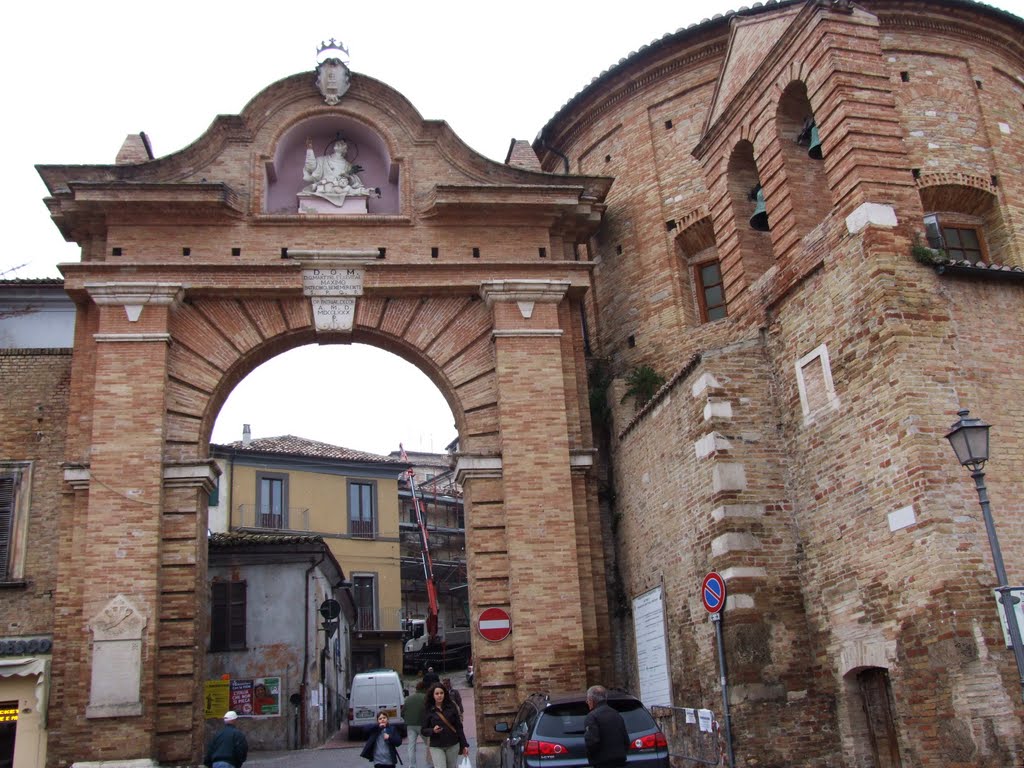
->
[0,477,15,581]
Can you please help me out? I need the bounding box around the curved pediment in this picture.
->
[39,67,609,241]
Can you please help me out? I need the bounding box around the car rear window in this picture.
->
[534,700,656,738]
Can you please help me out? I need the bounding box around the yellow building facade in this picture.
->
[212,434,408,673]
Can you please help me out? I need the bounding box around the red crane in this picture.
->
[401,444,440,641]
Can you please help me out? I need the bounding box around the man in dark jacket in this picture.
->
[205,710,248,768]
[584,686,629,768]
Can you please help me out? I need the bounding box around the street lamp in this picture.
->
[945,409,1024,702]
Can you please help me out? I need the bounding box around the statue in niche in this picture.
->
[302,138,377,207]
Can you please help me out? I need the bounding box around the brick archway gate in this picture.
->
[39,67,612,766]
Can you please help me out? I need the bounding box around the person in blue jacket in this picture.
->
[361,711,404,768]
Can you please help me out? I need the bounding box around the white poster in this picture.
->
[632,586,673,707]
[698,709,713,733]
[994,588,1024,648]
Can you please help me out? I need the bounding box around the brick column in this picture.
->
[60,283,182,766]
[480,280,588,694]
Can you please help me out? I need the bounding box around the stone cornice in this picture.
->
[540,41,727,156]
[480,279,571,306]
[85,283,184,307]
[877,11,1024,64]
[163,461,221,493]
[454,455,503,484]
[93,333,172,344]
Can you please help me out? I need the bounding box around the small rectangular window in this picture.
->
[942,226,983,263]
[695,261,727,322]
[210,580,247,651]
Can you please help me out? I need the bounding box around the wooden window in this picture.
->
[348,480,376,538]
[695,261,727,322]
[941,226,984,263]
[210,581,247,651]
[924,214,987,263]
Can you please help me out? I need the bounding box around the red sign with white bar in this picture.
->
[478,607,512,642]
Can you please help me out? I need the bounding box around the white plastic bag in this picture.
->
[458,755,472,768]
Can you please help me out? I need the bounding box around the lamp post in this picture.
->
[945,409,1024,702]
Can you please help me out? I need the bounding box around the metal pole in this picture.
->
[711,612,735,767]
[971,469,1024,703]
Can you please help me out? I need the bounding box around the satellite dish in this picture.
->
[319,599,341,621]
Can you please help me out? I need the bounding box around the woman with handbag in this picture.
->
[421,683,469,768]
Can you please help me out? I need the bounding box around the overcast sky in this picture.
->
[5,0,1022,455]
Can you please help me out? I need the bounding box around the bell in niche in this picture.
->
[749,184,770,232]
[807,123,823,160]
[798,117,824,160]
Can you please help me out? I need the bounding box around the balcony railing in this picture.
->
[349,518,375,539]
[235,504,310,532]
[352,607,405,633]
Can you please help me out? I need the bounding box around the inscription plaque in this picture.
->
[313,297,356,331]
[86,594,147,718]
[303,268,363,297]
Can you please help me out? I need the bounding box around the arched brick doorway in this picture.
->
[38,64,611,766]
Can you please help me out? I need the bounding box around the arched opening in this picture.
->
[918,179,1011,265]
[266,116,400,215]
[775,81,832,245]
[727,140,774,284]
[675,216,726,326]
[204,342,459,750]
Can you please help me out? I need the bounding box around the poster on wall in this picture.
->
[204,680,230,719]
[632,586,673,707]
[225,677,282,717]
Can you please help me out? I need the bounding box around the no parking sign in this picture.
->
[701,572,726,614]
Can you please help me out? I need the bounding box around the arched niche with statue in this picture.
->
[265,115,399,215]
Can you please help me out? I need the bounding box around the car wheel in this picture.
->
[348,726,361,740]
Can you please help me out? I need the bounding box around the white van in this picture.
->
[347,668,408,739]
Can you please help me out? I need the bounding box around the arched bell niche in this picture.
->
[265,115,399,215]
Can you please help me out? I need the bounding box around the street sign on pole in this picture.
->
[702,572,726,614]
[478,607,512,642]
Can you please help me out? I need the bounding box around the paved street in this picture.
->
[248,678,480,768]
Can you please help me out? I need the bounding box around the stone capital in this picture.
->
[454,454,503,484]
[479,279,570,307]
[85,282,183,323]
[163,461,221,493]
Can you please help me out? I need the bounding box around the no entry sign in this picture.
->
[478,607,512,642]
[701,572,726,614]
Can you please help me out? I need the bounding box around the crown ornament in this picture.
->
[315,38,351,105]
[317,38,350,64]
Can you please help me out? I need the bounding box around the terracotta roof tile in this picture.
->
[214,435,406,465]
[209,531,326,547]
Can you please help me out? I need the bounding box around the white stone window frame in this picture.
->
[0,461,32,583]
[795,344,840,423]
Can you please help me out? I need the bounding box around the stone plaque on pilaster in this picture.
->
[86,595,147,718]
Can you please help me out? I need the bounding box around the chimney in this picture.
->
[242,424,251,447]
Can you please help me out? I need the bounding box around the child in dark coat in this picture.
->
[361,712,404,768]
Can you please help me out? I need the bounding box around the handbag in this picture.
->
[457,756,472,768]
